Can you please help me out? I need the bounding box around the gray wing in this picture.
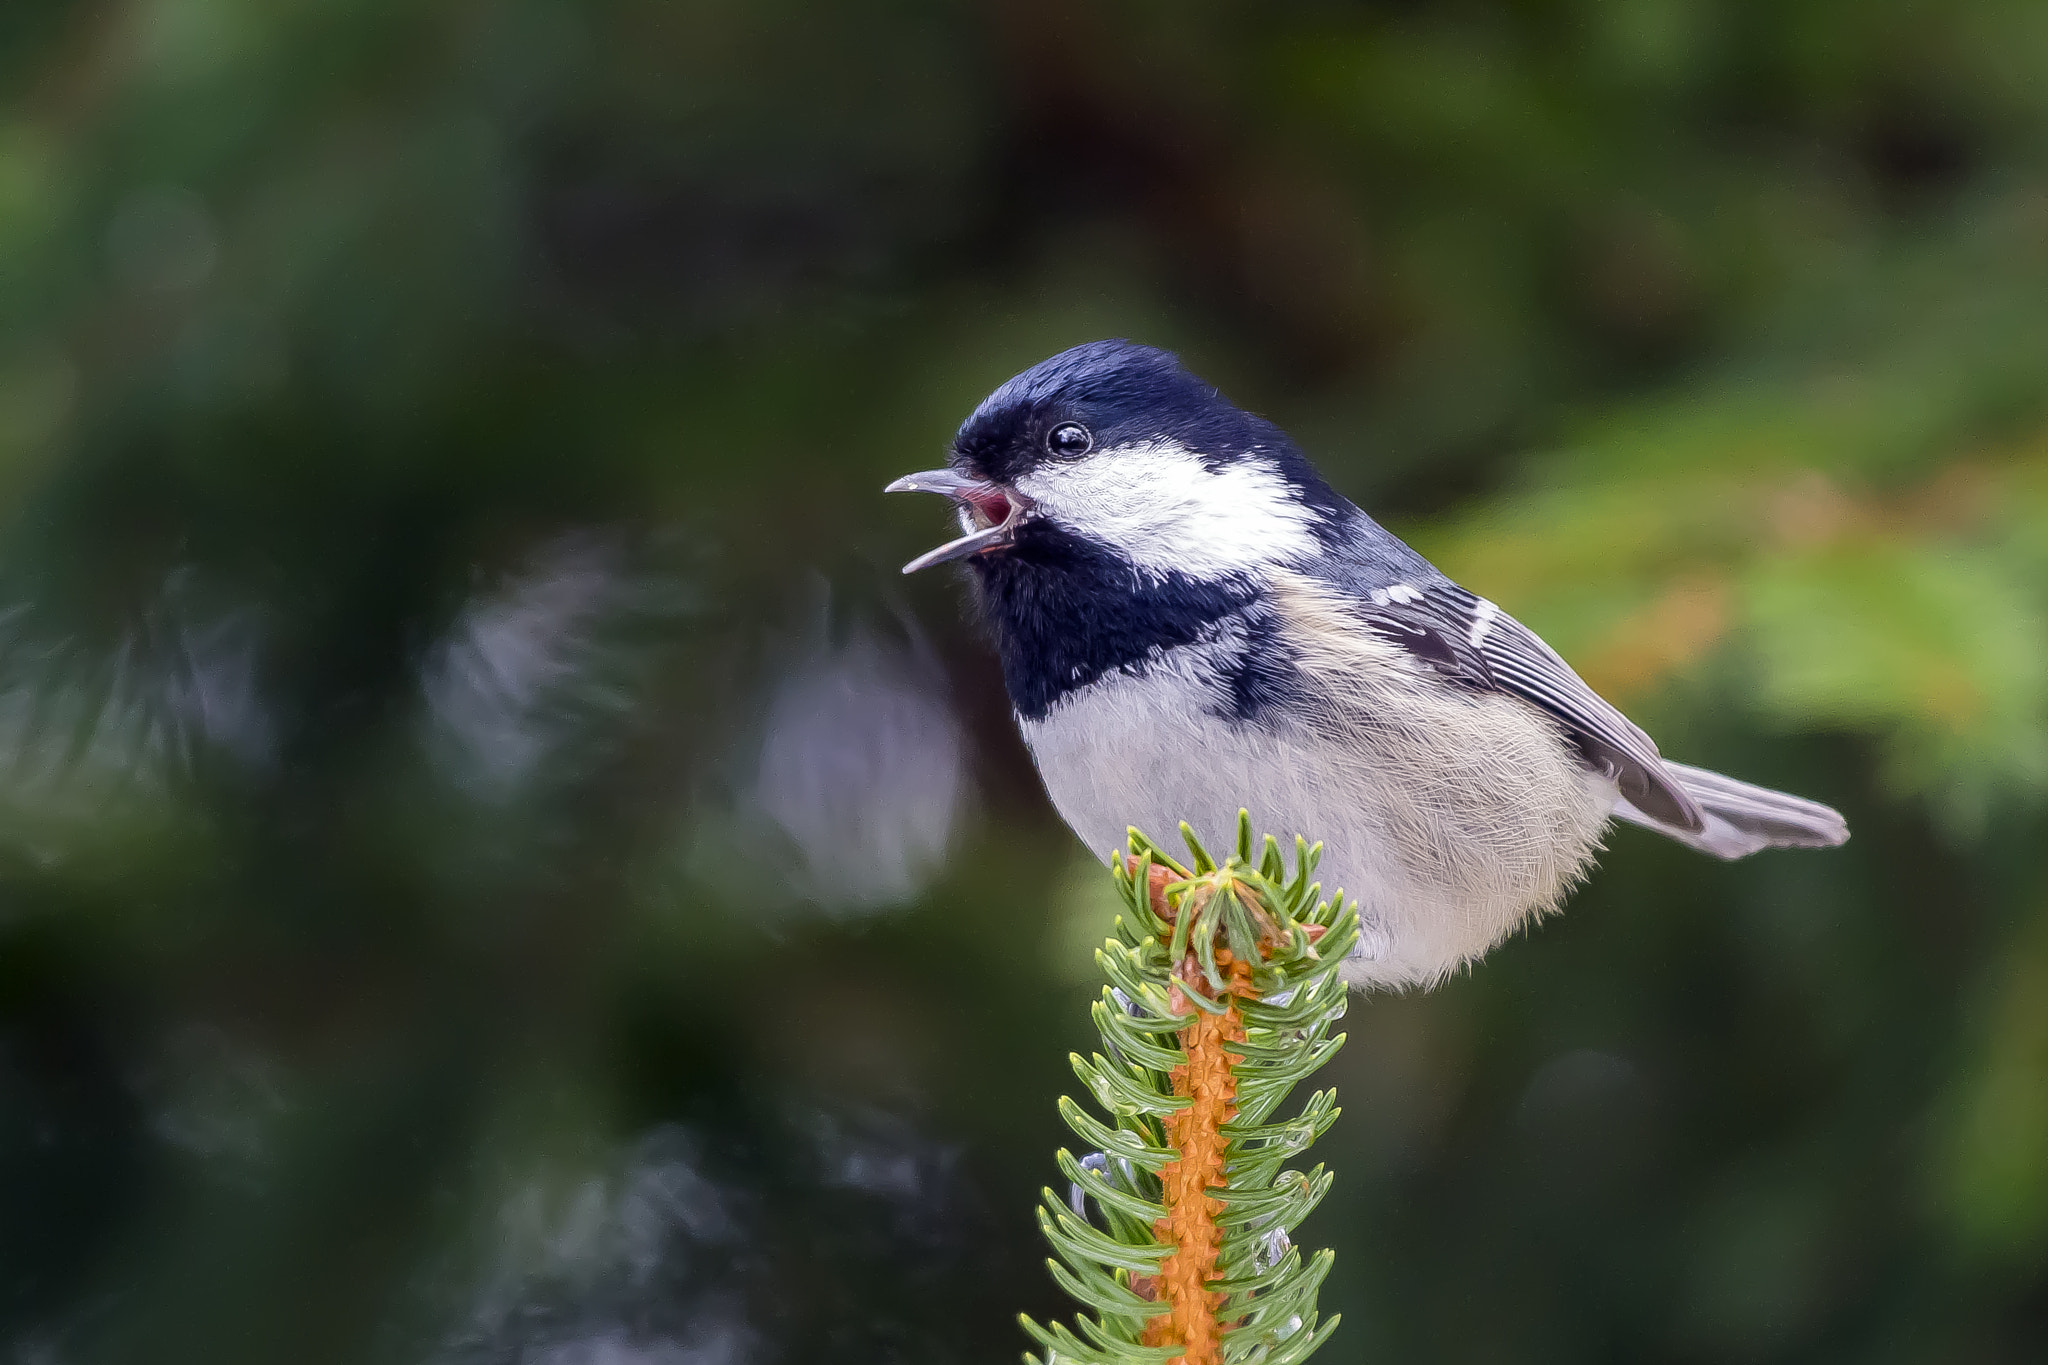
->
[1348,577,1707,832]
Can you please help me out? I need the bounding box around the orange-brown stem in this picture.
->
[1123,855,1290,1364]
[1137,951,1255,1365]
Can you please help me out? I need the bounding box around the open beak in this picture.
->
[884,469,1031,574]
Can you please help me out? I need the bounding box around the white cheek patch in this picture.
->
[1013,440,1321,578]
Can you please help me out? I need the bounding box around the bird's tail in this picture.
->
[1614,760,1848,860]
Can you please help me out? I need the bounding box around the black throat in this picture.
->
[969,521,1300,722]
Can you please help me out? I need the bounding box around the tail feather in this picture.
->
[1613,760,1848,860]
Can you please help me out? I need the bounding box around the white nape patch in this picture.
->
[1468,598,1499,646]
[1012,440,1319,579]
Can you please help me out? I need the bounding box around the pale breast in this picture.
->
[1017,613,1613,989]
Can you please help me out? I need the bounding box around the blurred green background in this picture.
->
[3,1,2047,1361]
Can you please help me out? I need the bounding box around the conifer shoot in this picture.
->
[1022,814,1360,1365]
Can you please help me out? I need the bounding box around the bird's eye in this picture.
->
[1046,423,1092,458]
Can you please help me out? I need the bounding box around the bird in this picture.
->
[886,340,1848,990]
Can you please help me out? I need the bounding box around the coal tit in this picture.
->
[888,340,1847,989]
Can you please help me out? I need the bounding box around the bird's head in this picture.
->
[888,340,1342,582]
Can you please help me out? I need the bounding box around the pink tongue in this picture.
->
[965,488,1011,523]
